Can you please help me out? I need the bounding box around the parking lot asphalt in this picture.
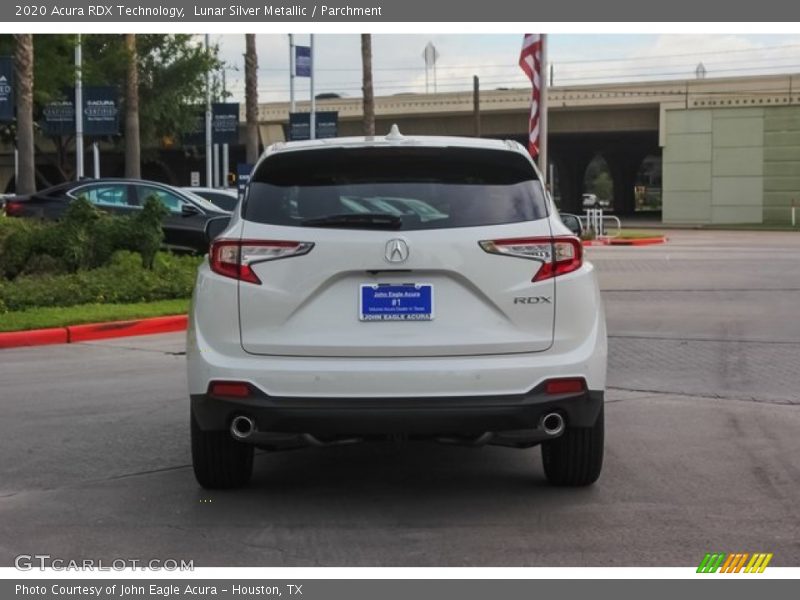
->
[1,229,799,566]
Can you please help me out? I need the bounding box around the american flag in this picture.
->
[519,34,543,157]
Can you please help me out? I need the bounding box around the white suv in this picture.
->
[187,130,607,489]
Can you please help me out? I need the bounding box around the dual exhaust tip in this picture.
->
[231,412,566,443]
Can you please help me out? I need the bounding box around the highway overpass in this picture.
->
[257,73,800,224]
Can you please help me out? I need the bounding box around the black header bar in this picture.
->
[3,0,796,23]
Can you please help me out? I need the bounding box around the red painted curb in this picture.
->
[0,327,69,349]
[0,314,188,350]
[67,315,188,343]
[582,236,667,247]
[610,237,667,246]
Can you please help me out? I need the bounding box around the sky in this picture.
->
[209,34,800,104]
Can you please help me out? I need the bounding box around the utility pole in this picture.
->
[75,34,84,179]
[221,66,228,188]
[472,75,480,137]
[204,34,212,187]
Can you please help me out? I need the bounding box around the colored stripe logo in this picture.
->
[697,552,773,573]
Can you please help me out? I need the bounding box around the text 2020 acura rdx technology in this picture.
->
[187,129,607,489]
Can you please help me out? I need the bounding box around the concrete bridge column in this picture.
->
[605,150,648,215]
[551,150,593,214]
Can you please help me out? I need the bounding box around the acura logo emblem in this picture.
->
[385,239,409,263]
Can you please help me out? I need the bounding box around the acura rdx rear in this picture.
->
[187,128,606,489]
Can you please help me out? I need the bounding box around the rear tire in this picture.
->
[541,405,604,486]
[191,411,254,489]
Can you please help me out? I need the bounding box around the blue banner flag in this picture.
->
[295,46,311,77]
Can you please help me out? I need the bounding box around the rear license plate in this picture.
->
[359,283,434,321]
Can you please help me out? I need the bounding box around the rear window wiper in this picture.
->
[300,213,403,229]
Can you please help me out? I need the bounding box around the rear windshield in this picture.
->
[243,146,548,230]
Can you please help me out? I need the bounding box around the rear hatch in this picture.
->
[237,144,554,357]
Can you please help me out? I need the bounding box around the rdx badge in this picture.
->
[514,296,552,304]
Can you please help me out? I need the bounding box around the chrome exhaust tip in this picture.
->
[230,415,255,440]
[541,412,565,436]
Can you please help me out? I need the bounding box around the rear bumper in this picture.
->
[191,384,604,436]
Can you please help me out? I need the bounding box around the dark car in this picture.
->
[180,187,239,212]
[4,178,230,253]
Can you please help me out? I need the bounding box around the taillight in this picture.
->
[209,239,314,284]
[479,236,582,282]
[4,200,24,216]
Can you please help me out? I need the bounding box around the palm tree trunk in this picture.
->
[124,33,141,179]
[244,34,259,165]
[13,34,35,194]
[360,34,375,137]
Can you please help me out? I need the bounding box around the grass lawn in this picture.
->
[614,229,666,239]
[0,299,189,333]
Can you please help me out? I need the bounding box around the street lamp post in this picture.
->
[75,34,84,179]
[204,34,213,187]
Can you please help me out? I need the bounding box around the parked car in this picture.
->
[188,129,607,489]
[4,178,230,253]
[181,187,239,212]
[560,213,584,237]
[582,193,611,209]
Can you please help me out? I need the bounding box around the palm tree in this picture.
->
[360,34,375,137]
[124,34,141,178]
[13,34,35,194]
[244,34,259,165]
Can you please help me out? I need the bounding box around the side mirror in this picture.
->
[560,213,583,237]
[204,216,230,244]
[181,203,202,217]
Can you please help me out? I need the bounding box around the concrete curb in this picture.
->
[0,314,188,350]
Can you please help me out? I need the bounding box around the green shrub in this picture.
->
[132,196,170,269]
[0,195,169,279]
[0,250,201,312]
[0,218,46,279]
[0,217,29,246]
[21,253,68,276]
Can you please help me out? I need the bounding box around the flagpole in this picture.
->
[309,34,316,140]
[538,34,548,189]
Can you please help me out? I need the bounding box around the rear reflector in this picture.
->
[479,236,583,282]
[210,239,314,284]
[208,381,251,398]
[545,378,587,395]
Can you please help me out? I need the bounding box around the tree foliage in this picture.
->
[584,154,613,201]
[0,34,221,147]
